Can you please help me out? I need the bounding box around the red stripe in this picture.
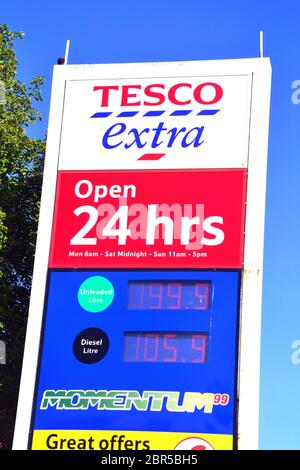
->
[138,153,166,161]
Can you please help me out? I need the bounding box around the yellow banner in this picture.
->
[32,430,233,450]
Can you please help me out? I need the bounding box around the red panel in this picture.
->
[49,169,246,268]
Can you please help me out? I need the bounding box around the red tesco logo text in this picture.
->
[93,83,223,107]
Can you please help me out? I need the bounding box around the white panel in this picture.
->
[58,74,251,170]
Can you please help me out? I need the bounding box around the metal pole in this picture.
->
[64,39,70,65]
[260,31,264,58]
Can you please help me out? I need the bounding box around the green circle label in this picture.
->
[78,276,114,312]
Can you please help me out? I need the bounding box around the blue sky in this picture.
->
[2,0,300,449]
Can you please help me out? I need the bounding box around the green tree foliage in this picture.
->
[0,24,45,449]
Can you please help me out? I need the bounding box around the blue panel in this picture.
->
[32,270,240,435]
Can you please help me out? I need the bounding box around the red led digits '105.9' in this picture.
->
[123,332,208,364]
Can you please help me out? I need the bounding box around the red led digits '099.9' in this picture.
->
[128,281,210,310]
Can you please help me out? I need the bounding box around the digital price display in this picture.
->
[123,332,208,363]
[31,269,240,451]
[128,281,210,310]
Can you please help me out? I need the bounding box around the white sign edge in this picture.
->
[237,59,272,450]
[12,65,66,450]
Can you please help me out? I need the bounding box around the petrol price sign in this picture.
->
[13,59,271,451]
